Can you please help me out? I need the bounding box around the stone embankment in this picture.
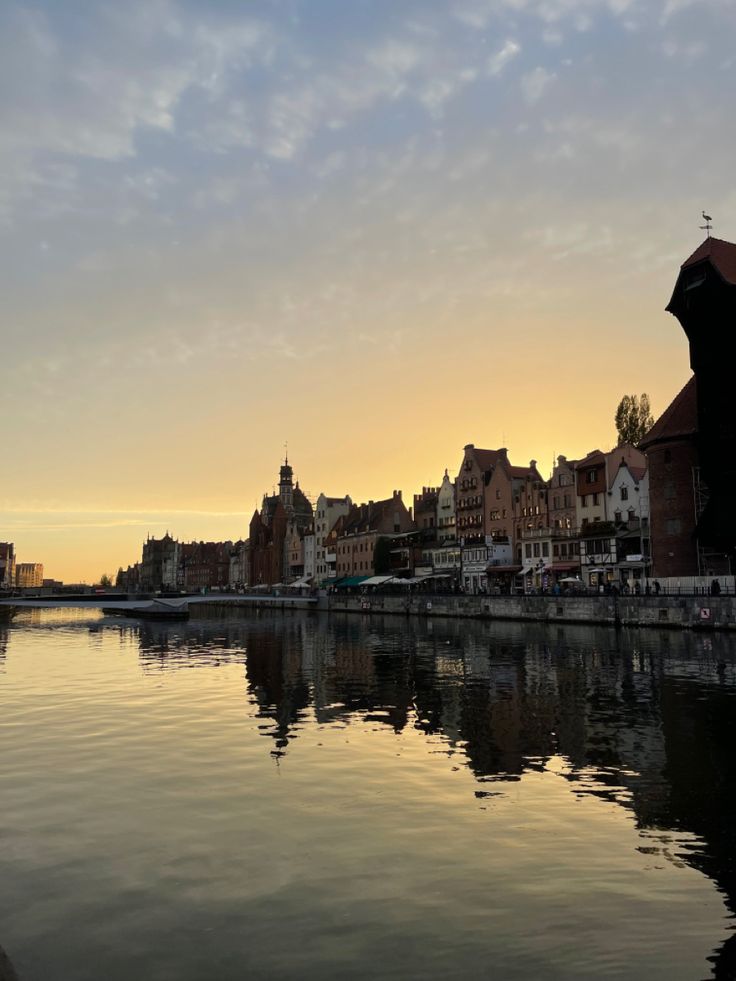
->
[328,592,736,631]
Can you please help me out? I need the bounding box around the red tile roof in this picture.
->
[680,236,736,285]
[471,448,502,472]
[639,376,697,449]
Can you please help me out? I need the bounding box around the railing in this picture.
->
[521,527,579,540]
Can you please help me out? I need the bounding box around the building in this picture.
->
[547,455,581,581]
[0,543,16,590]
[140,533,180,591]
[665,235,736,573]
[228,540,249,589]
[456,445,505,594]
[313,493,352,581]
[640,377,700,577]
[608,455,650,587]
[436,470,456,543]
[15,563,43,589]
[179,541,233,590]
[334,491,414,578]
[249,456,314,587]
[575,444,645,529]
[414,485,439,536]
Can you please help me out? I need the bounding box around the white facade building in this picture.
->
[313,493,352,580]
[436,470,456,543]
[303,532,315,581]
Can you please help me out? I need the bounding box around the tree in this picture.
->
[614,393,654,446]
[99,573,113,588]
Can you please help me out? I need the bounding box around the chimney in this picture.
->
[530,459,537,469]
[464,443,474,450]
[499,447,508,461]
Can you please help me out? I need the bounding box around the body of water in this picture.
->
[1,608,735,980]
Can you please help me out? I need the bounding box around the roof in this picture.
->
[575,450,605,470]
[464,446,502,472]
[639,376,698,449]
[680,236,736,286]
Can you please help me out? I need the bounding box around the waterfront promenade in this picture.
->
[3,590,736,631]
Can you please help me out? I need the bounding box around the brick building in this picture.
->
[248,456,314,587]
[334,491,414,578]
[640,377,699,578]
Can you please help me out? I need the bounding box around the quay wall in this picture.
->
[327,593,736,630]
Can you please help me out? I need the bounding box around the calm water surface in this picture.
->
[2,608,736,980]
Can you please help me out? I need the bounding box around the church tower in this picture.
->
[279,455,294,513]
[666,235,736,565]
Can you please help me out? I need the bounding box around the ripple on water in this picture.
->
[0,609,734,980]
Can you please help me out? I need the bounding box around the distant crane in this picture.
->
[700,210,713,237]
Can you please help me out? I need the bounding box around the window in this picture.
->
[666,518,681,535]
[614,511,621,523]
[525,544,532,558]
[664,449,672,464]
[553,544,560,558]
[582,495,587,507]
[542,542,549,557]
[592,493,599,506]
[533,543,540,558]
[620,486,628,501]
[496,489,501,500]
[587,469,597,483]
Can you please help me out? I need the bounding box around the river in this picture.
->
[1,608,735,980]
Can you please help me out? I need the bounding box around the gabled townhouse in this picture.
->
[575,444,647,588]
[334,492,414,578]
[436,470,456,543]
[313,493,352,581]
[455,444,504,593]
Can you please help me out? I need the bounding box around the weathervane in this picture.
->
[700,210,713,237]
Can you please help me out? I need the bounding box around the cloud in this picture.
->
[521,66,556,103]
[488,39,522,75]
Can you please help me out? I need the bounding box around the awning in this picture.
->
[360,575,394,587]
[286,576,312,588]
[334,576,369,588]
[487,564,522,573]
[518,564,535,576]
[549,562,580,572]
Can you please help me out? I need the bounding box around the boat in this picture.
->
[104,601,189,621]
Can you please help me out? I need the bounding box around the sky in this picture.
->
[2,0,735,583]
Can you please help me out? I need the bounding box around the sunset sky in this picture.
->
[3,0,735,582]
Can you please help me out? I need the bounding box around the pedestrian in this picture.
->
[654,580,661,595]
[712,578,721,596]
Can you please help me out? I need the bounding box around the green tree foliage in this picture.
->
[615,393,654,446]
[99,573,113,587]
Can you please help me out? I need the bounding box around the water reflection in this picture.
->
[5,608,736,978]
[122,611,736,977]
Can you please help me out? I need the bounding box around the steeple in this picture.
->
[279,452,294,511]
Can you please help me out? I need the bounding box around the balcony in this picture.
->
[521,527,579,540]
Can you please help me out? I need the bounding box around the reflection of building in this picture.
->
[15,563,43,588]
[0,543,16,590]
